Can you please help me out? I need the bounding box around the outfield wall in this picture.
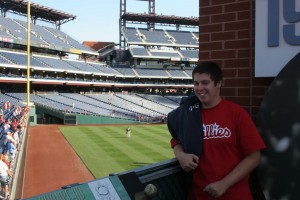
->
[36,105,140,125]
[64,114,141,125]
[76,114,140,125]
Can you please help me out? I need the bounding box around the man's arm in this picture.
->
[203,150,261,198]
[173,143,199,172]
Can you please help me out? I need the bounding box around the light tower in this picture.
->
[119,0,155,48]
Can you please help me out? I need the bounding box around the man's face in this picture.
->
[193,73,221,108]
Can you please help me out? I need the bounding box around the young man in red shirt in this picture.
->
[168,61,266,200]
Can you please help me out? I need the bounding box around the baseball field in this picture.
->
[22,124,175,198]
[59,124,174,178]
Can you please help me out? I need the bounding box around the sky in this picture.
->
[7,0,199,44]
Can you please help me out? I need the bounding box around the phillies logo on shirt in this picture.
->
[203,123,231,139]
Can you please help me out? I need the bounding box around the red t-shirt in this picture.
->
[171,99,266,200]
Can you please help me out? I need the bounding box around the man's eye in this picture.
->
[194,81,210,85]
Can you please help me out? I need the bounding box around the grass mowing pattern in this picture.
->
[59,124,174,178]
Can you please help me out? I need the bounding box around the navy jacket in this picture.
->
[167,95,203,156]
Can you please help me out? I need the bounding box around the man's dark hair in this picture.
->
[192,61,223,85]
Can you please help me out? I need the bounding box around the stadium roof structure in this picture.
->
[121,12,199,27]
[119,0,199,49]
[0,0,76,25]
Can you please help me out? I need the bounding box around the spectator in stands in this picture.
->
[151,112,154,117]
[6,101,10,111]
[0,157,12,199]
[3,123,10,132]
[65,106,69,113]
[0,115,4,124]
[11,128,20,150]
[16,124,23,142]
[0,133,7,161]
[10,127,20,144]
[7,140,16,170]
[168,61,266,200]
[140,99,144,107]
[12,118,18,129]
[2,102,7,110]
[2,130,17,153]
[1,154,9,169]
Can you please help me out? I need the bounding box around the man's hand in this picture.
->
[173,144,199,172]
[203,180,229,198]
[176,151,199,172]
[203,151,261,198]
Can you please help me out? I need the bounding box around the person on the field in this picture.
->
[126,127,131,138]
[168,61,266,200]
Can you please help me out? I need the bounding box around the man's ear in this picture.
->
[217,81,222,87]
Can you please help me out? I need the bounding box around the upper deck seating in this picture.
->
[134,68,169,78]
[88,63,121,76]
[64,60,101,74]
[167,30,198,46]
[184,69,193,77]
[150,50,181,59]
[34,56,80,72]
[15,19,70,48]
[44,27,94,52]
[180,50,198,59]
[130,48,151,57]
[122,28,143,43]
[0,25,13,38]
[0,16,45,44]
[167,69,189,78]
[112,65,137,76]
[1,17,97,53]
[0,51,47,68]
[0,54,13,65]
[139,28,172,45]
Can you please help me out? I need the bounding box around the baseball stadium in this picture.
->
[0,0,300,200]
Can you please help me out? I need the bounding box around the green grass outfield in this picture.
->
[59,124,174,178]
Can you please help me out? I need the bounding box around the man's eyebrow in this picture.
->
[193,80,210,83]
